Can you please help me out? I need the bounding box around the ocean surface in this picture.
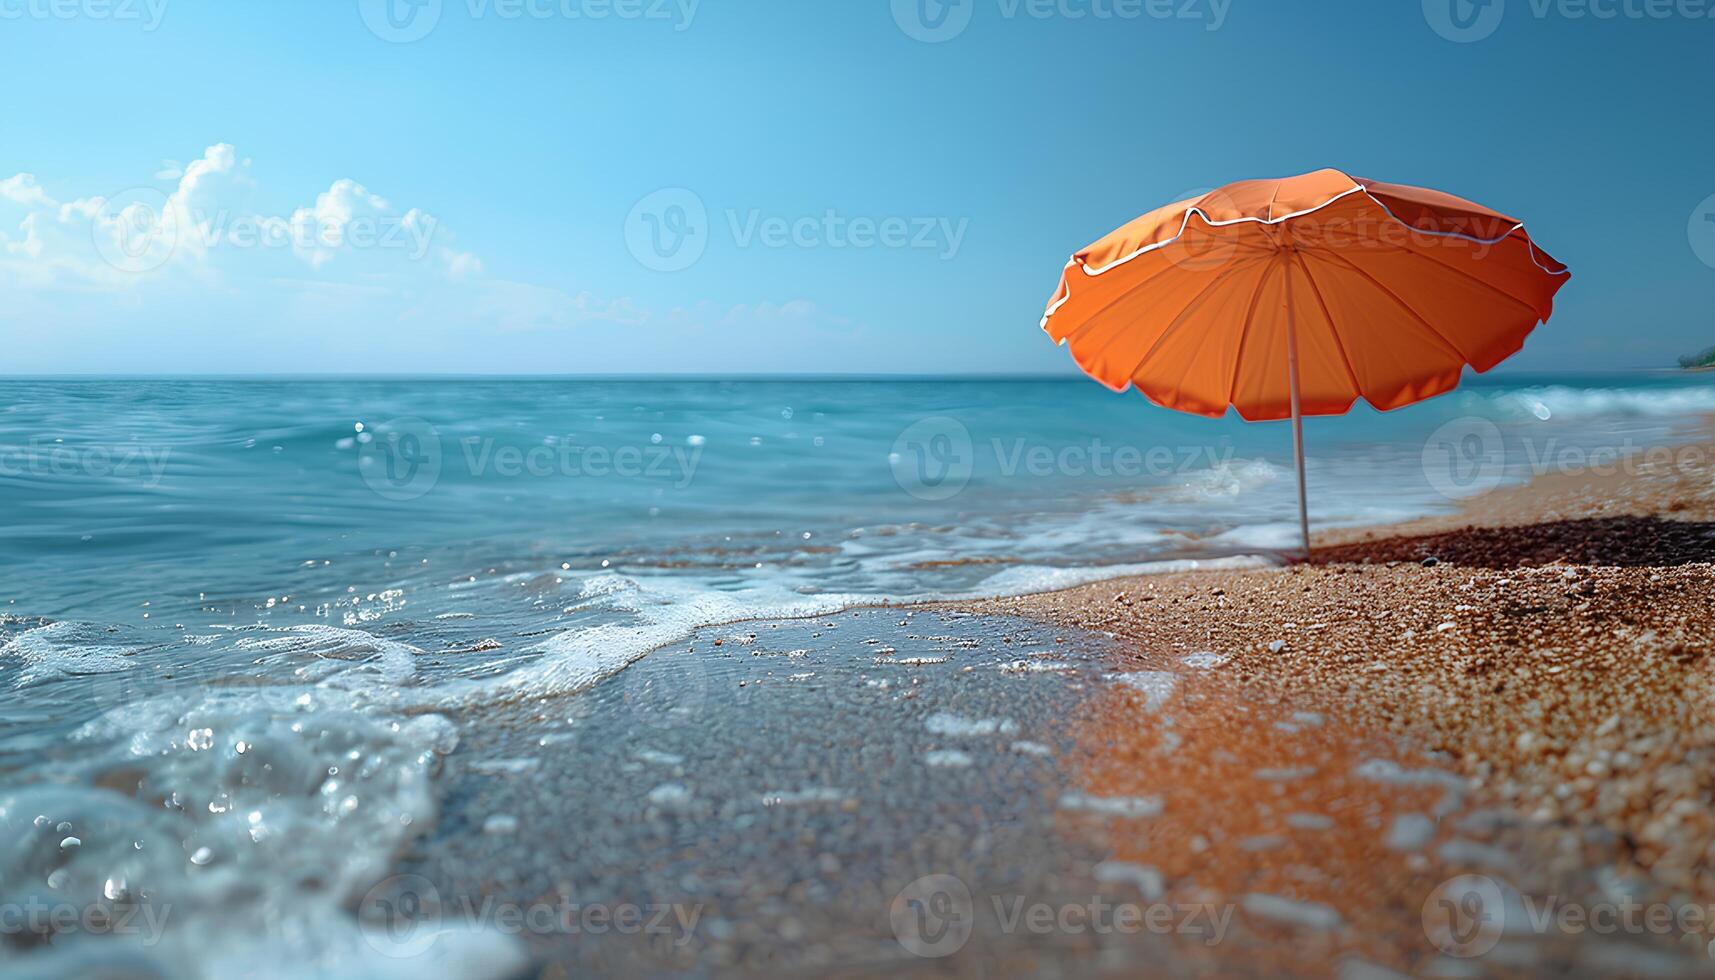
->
[1,372,1711,974]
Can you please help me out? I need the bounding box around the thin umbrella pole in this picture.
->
[1284,254,1311,560]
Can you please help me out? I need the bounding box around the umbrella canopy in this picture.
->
[1042,168,1570,553]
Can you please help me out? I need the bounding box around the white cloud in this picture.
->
[0,141,867,373]
[716,299,849,331]
[440,247,484,280]
[0,142,467,287]
[288,178,390,267]
[0,174,52,208]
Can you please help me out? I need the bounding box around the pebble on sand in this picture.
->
[1241,893,1344,931]
[1058,792,1163,819]
[1383,813,1437,852]
[1093,860,1166,901]
[924,749,974,768]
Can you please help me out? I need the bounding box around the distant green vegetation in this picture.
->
[1680,347,1715,370]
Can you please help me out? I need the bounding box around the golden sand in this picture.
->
[946,433,1715,972]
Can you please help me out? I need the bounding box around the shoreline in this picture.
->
[398,428,1715,977]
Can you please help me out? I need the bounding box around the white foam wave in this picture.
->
[234,624,422,686]
[1162,458,1284,502]
[1206,522,1309,551]
[1479,384,1715,422]
[0,689,500,978]
[442,575,869,706]
[1,622,138,687]
[969,555,1275,598]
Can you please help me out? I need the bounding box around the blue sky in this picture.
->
[0,0,1709,374]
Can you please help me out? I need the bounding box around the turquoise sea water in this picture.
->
[0,371,1711,973]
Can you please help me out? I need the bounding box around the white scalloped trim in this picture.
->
[1041,178,1570,336]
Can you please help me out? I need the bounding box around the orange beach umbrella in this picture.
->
[1042,168,1570,556]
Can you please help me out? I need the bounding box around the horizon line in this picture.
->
[0,366,1686,383]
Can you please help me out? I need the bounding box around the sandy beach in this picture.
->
[943,426,1715,974]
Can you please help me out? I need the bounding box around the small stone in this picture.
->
[1385,813,1437,851]
[1242,893,1343,930]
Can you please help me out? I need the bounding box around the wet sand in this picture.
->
[401,608,1513,978]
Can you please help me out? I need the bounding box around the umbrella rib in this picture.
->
[1059,263,1190,376]
[1222,237,1280,255]
[1063,231,1276,337]
[1125,267,1244,384]
[1067,241,1265,367]
[1309,234,1544,318]
[1225,262,1275,407]
[1312,249,1469,363]
[1293,253,1365,400]
[1065,259,1193,349]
